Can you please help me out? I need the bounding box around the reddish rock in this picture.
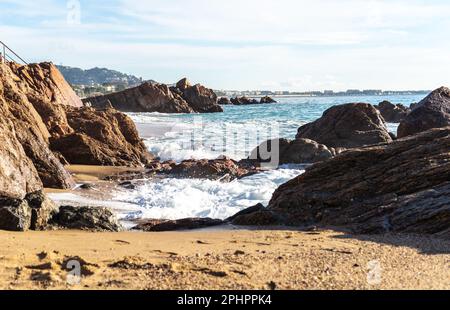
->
[218,97,231,105]
[260,96,277,104]
[296,103,392,148]
[398,87,450,138]
[230,97,259,105]
[84,78,223,113]
[254,128,450,237]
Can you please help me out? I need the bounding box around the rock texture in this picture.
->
[52,206,123,232]
[230,97,259,105]
[84,78,223,113]
[296,103,393,148]
[242,128,450,237]
[50,106,153,166]
[249,138,336,165]
[398,87,450,138]
[260,96,277,104]
[133,218,223,232]
[0,62,76,189]
[218,97,231,105]
[376,101,410,123]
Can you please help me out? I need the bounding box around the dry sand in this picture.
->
[0,228,448,290]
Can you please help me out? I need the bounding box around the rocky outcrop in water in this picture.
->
[260,96,277,104]
[296,103,393,148]
[376,101,410,123]
[249,138,336,166]
[84,78,223,113]
[218,97,231,105]
[398,87,450,138]
[230,97,259,105]
[235,128,450,238]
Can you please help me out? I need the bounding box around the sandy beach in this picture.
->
[1,228,448,290]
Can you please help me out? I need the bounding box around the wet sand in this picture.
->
[0,229,448,290]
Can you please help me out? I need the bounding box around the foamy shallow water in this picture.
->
[112,165,306,221]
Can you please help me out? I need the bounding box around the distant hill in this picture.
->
[57,65,146,87]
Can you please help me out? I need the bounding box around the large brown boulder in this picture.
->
[244,128,450,237]
[0,62,75,189]
[398,87,450,138]
[230,96,259,105]
[296,103,393,148]
[84,82,195,113]
[84,78,223,113]
[249,138,336,166]
[50,107,153,166]
[376,101,410,123]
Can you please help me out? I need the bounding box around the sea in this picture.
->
[49,94,426,224]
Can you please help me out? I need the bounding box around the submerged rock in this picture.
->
[52,206,123,232]
[376,101,410,123]
[398,87,450,138]
[240,128,450,237]
[133,218,223,232]
[296,103,393,148]
[83,78,223,113]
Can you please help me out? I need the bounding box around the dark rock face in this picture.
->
[249,138,336,166]
[50,107,153,166]
[296,103,393,148]
[84,78,223,113]
[52,206,123,232]
[398,87,450,138]
[218,97,231,105]
[376,101,410,123]
[260,96,277,104]
[133,218,223,232]
[230,97,259,105]
[0,191,57,232]
[249,128,450,237]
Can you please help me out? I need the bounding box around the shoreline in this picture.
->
[1,228,448,290]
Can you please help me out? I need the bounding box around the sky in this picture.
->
[0,0,449,91]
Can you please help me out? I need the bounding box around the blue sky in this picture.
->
[1,0,449,91]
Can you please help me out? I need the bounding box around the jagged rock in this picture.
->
[376,101,410,123]
[0,62,76,189]
[250,128,450,237]
[26,191,57,230]
[84,82,194,113]
[52,206,123,232]
[230,97,259,105]
[249,138,336,166]
[180,82,222,113]
[176,77,191,91]
[148,158,258,180]
[50,107,153,166]
[260,96,277,104]
[0,199,31,231]
[296,103,393,148]
[0,191,57,231]
[398,87,450,138]
[84,79,223,113]
[133,218,223,232]
[218,97,231,105]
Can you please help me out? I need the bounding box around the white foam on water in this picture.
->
[111,166,305,221]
